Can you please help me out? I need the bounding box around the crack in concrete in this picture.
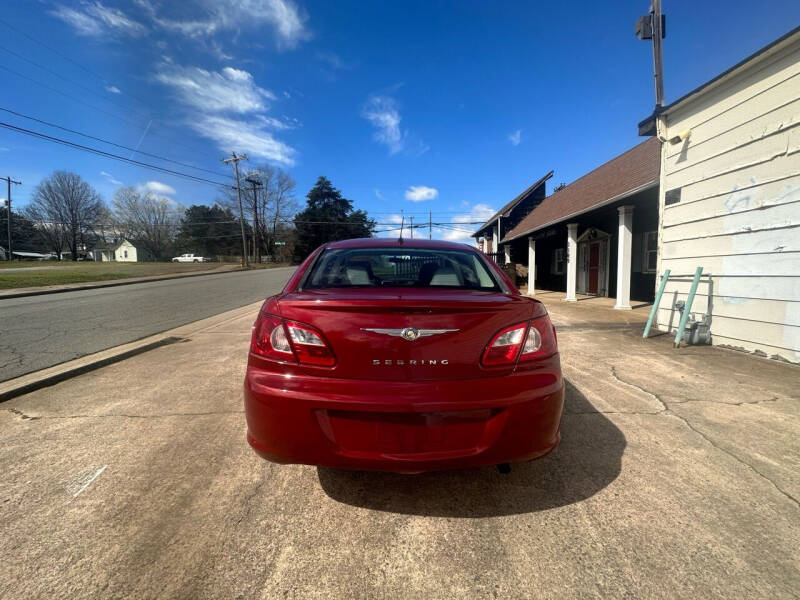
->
[608,366,799,508]
[667,396,790,407]
[235,475,268,527]
[565,410,662,415]
[609,365,669,412]
[4,408,244,420]
[5,407,41,420]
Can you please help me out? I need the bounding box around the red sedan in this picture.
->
[244,238,564,473]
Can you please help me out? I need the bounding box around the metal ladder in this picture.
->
[643,266,706,347]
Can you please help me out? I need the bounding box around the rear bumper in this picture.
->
[244,356,564,473]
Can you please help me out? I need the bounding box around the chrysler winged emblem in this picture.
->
[362,327,459,341]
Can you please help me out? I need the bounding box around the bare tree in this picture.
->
[221,165,297,261]
[90,204,118,246]
[26,171,103,260]
[112,187,183,260]
[267,169,297,257]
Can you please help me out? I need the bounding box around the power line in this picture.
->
[0,64,232,165]
[0,107,234,180]
[0,120,234,188]
[0,64,146,130]
[0,16,154,111]
[0,43,151,121]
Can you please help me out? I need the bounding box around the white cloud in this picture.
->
[405,186,438,202]
[101,171,123,185]
[440,203,496,244]
[155,63,274,114]
[361,95,405,155]
[316,51,352,70]
[196,115,295,165]
[105,85,121,94]
[508,129,522,146]
[137,181,176,195]
[139,0,309,49]
[51,2,146,37]
[154,61,296,165]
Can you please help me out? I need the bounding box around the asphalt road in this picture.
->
[1,296,797,599]
[0,267,295,381]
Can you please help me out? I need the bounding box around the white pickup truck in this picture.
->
[172,253,208,263]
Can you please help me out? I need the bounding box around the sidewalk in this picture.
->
[0,295,797,598]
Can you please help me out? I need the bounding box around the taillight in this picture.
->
[520,317,557,361]
[250,313,336,367]
[285,321,336,367]
[481,317,557,367]
[482,323,528,366]
[251,314,295,361]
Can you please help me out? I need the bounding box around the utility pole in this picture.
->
[429,211,432,240]
[1,176,22,261]
[399,210,404,240]
[409,216,414,239]
[221,152,249,267]
[245,177,263,264]
[636,0,665,108]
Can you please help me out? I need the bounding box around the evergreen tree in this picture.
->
[177,204,248,258]
[293,176,375,260]
[1,206,42,254]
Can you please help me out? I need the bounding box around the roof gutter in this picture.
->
[472,170,554,237]
[501,179,659,243]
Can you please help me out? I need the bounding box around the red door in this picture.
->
[588,243,600,294]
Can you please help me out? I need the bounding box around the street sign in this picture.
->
[274,242,286,246]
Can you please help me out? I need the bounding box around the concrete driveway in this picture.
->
[1,295,797,599]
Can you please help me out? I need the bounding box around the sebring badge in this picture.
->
[361,327,459,341]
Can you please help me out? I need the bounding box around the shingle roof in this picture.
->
[473,171,553,236]
[502,137,661,242]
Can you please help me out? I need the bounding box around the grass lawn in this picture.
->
[0,261,231,290]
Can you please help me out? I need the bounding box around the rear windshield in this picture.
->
[304,247,501,291]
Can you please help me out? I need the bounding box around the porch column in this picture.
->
[503,244,511,264]
[527,237,536,296]
[614,205,634,310]
[565,223,578,302]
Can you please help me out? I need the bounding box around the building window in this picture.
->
[124,250,128,259]
[643,231,657,273]
[551,248,565,275]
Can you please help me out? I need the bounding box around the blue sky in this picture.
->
[1,0,798,242]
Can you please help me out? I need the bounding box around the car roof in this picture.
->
[324,238,478,251]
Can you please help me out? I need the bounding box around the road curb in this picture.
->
[0,300,264,402]
[0,265,247,300]
[0,337,185,401]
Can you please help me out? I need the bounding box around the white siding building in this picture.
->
[92,239,152,262]
[650,27,800,363]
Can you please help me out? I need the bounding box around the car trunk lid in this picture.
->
[277,289,534,381]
